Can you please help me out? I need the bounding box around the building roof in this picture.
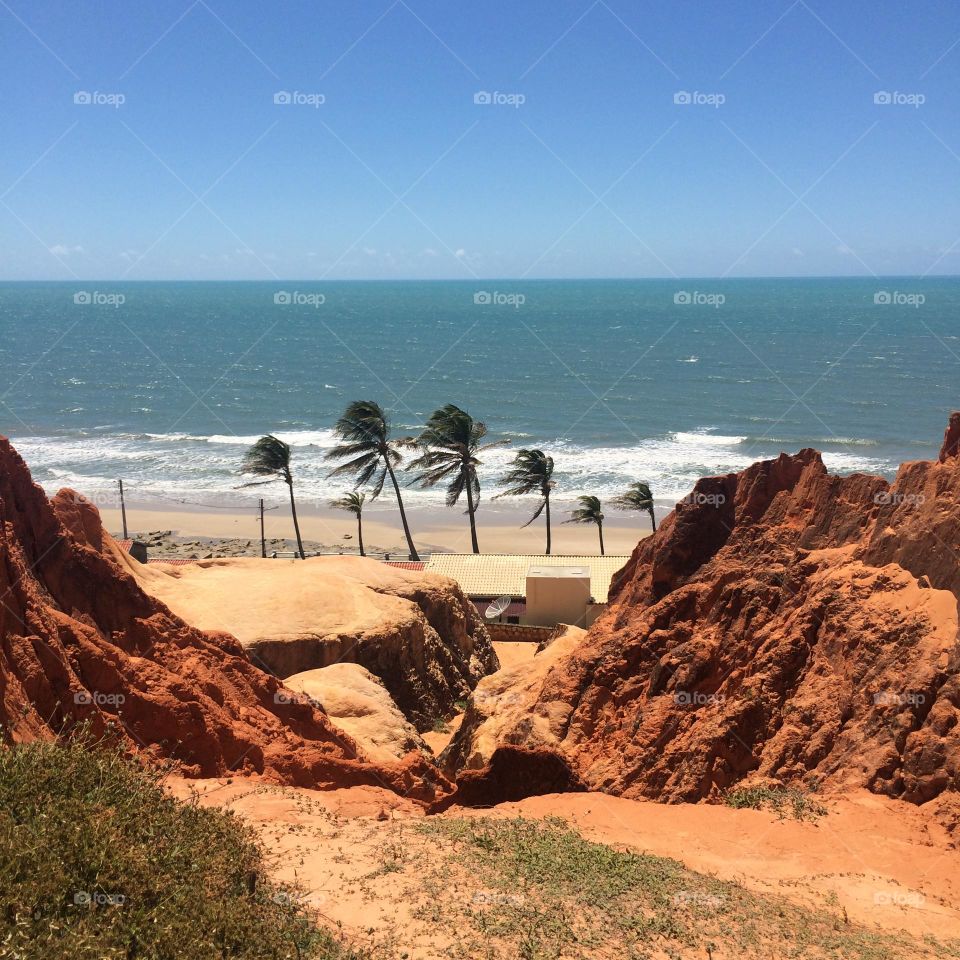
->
[382,560,428,571]
[424,554,629,602]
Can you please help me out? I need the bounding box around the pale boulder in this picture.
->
[285,663,428,764]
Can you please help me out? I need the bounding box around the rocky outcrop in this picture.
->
[440,626,586,775]
[0,437,451,804]
[939,411,960,463]
[445,422,960,807]
[131,556,498,731]
[284,663,428,764]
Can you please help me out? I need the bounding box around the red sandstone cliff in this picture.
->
[446,426,960,807]
[0,436,450,803]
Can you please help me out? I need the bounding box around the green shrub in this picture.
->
[0,735,358,960]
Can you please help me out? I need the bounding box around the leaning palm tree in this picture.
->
[408,404,510,554]
[495,449,556,554]
[566,495,605,555]
[612,481,657,532]
[241,435,305,559]
[329,491,366,557]
[326,400,420,561]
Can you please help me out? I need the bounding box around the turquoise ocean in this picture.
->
[1,278,956,514]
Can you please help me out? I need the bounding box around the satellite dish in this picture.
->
[484,595,512,620]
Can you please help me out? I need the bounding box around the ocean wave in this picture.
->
[13,426,899,511]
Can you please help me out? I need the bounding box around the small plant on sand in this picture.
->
[0,733,359,959]
[724,784,828,821]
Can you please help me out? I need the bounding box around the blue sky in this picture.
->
[1,0,958,279]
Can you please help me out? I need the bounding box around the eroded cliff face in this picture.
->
[128,555,499,732]
[447,425,960,807]
[0,437,451,804]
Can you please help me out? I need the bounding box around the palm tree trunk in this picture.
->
[544,493,551,555]
[357,514,365,557]
[464,470,480,554]
[648,506,657,532]
[387,463,420,561]
[598,521,604,556]
[286,479,305,559]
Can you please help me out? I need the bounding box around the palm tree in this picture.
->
[329,491,366,557]
[566,495,605,555]
[326,400,420,561]
[495,449,556,554]
[241,435,305,559]
[612,481,657,532]
[408,404,510,554]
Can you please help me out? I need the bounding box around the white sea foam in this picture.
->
[14,426,897,512]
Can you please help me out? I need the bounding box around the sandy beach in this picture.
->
[99,498,649,559]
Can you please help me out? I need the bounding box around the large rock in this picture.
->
[0,437,451,804]
[131,555,498,731]
[445,420,960,807]
[284,663,427,764]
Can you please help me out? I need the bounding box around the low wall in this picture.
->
[486,622,555,643]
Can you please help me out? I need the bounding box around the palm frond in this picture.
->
[241,435,292,481]
[565,494,604,526]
